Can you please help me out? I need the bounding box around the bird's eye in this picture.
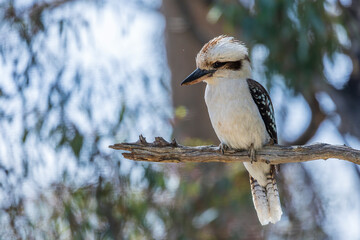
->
[213,62,226,68]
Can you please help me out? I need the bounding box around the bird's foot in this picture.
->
[219,143,229,155]
[248,143,257,163]
[265,138,275,146]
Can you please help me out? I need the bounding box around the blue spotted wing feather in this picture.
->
[246,79,277,144]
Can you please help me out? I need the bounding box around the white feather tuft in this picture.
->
[251,179,271,225]
[196,35,248,70]
[266,176,283,223]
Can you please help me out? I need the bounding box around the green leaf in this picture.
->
[70,130,84,158]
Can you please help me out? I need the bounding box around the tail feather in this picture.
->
[250,166,282,225]
[250,177,270,225]
[266,167,282,223]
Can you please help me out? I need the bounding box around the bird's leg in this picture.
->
[262,139,275,164]
[248,143,257,163]
[219,142,229,155]
[265,138,275,146]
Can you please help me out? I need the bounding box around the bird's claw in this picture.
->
[219,143,229,155]
[248,143,257,163]
[266,138,275,146]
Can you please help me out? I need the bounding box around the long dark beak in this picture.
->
[181,68,215,86]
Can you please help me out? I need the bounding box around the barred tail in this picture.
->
[266,167,282,223]
[250,176,271,225]
[250,166,282,225]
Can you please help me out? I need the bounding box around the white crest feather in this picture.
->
[196,35,248,69]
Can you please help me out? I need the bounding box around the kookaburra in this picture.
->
[181,35,282,225]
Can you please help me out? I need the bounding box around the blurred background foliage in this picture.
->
[0,0,359,239]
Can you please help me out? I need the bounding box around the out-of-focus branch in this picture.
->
[334,0,360,137]
[109,135,360,165]
[174,0,208,44]
[284,92,326,146]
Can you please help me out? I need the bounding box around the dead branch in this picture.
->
[109,135,360,165]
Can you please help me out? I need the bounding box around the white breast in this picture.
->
[204,78,270,150]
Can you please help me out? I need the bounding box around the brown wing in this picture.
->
[246,79,277,144]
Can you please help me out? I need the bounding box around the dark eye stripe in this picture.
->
[211,55,250,70]
[213,62,227,68]
[226,61,241,70]
[212,60,243,70]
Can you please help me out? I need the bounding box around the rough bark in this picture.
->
[109,135,360,165]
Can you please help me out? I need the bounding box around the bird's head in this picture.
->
[181,35,251,86]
